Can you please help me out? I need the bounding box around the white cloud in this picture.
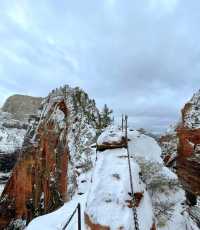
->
[0,0,200,132]
[7,1,31,30]
[149,0,179,13]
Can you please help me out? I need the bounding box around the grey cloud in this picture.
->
[0,0,200,132]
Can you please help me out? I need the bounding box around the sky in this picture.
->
[0,0,200,132]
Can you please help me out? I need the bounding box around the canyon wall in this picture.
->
[177,91,200,200]
[0,99,69,229]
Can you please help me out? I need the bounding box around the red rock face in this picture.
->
[177,126,200,195]
[177,101,200,196]
[0,100,69,228]
[85,213,110,230]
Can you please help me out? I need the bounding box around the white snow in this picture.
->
[183,90,200,129]
[27,195,87,230]
[27,128,199,230]
[86,147,154,230]
[0,112,26,154]
[0,184,5,195]
[97,127,124,145]
[128,130,162,163]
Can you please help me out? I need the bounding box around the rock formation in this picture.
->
[26,128,198,230]
[177,90,200,203]
[0,95,42,195]
[159,125,178,169]
[85,129,156,230]
[0,112,28,195]
[2,94,42,122]
[0,98,69,229]
[0,85,109,229]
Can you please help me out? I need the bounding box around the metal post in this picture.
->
[122,114,124,132]
[77,203,81,230]
[125,115,128,146]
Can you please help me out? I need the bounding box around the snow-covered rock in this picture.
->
[2,94,42,122]
[0,85,110,228]
[0,111,27,195]
[0,111,27,155]
[176,89,200,224]
[85,147,154,230]
[182,90,200,129]
[159,126,178,169]
[97,128,124,145]
[27,128,198,230]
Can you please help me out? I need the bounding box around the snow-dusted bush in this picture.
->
[8,218,26,230]
[137,157,179,193]
[135,156,180,226]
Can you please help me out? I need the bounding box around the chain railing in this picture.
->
[62,203,81,230]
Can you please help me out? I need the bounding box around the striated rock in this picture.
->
[0,85,109,228]
[2,94,42,122]
[177,127,200,195]
[177,90,200,198]
[0,99,69,229]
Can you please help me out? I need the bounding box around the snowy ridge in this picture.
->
[26,85,101,197]
[27,128,199,230]
[183,90,200,129]
[85,147,154,230]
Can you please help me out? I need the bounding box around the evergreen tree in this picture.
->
[100,104,113,128]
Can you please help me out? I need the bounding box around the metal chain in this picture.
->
[125,115,140,230]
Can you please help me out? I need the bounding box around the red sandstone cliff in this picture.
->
[0,99,69,229]
[177,91,200,201]
[0,85,107,229]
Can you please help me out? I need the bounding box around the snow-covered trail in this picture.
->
[27,128,154,230]
[27,194,87,230]
[27,128,199,230]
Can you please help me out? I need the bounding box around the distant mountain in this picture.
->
[2,94,43,122]
[0,95,42,196]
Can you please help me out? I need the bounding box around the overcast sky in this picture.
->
[0,0,200,132]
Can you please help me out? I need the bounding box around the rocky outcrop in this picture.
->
[26,127,199,230]
[0,94,41,193]
[85,129,156,230]
[2,94,42,122]
[0,85,108,228]
[96,129,127,151]
[177,127,200,196]
[0,98,69,229]
[177,90,200,199]
[159,128,178,169]
[0,112,27,156]
[0,112,27,195]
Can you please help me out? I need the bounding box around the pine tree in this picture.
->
[100,104,113,128]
